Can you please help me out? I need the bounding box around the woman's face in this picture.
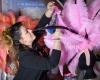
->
[19,26,36,46]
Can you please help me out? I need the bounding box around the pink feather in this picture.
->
[62,0,93,35]
[44,0,100,77]
[88,0,100,20]
[44,12,91,76]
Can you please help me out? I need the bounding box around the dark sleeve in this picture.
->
[36,14,51,29]
[20,49,61,70]
[33,14,51,36]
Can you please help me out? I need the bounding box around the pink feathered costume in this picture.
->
[44,0,100,77]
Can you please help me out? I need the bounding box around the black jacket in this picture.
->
[14,49,61,80]
[13,14,61,80]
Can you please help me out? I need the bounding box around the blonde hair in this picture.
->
[2,29,19,75]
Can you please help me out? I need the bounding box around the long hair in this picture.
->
[2,22,23,75]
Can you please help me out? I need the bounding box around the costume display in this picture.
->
[43,0,100,79]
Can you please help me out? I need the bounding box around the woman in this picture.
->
[3,1,61,80]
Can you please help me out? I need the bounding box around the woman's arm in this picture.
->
[33,2,56,36]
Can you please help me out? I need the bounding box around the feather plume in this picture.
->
[88,0,100,20]
[44,0,100,76]
[62,0,92,35]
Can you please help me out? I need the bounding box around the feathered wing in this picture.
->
[60,30,89,76]
[44,16,88,76]
[55,11,81,76]
[87,0,100,50]
[44,0,100,76]
[44,10,90,76]
[88,0,100,32]
[62,0,93,36]
[88,22,100,50]
[44,28,88,76]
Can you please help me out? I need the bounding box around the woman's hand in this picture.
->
[53,29,61,40]
[45,1,57,18]
[47,1,55,11]
[53,29,61,50]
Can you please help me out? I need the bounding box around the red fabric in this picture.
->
[0,12,15,26]
[0,44,7,71]
[0,23,9,33]
[7,11,16,24]
[0,11,16,33]
[17,16,39,30]
[5,66,12,73]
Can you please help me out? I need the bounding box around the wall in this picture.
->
[0,0,2,11]
[1,0,46,18]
